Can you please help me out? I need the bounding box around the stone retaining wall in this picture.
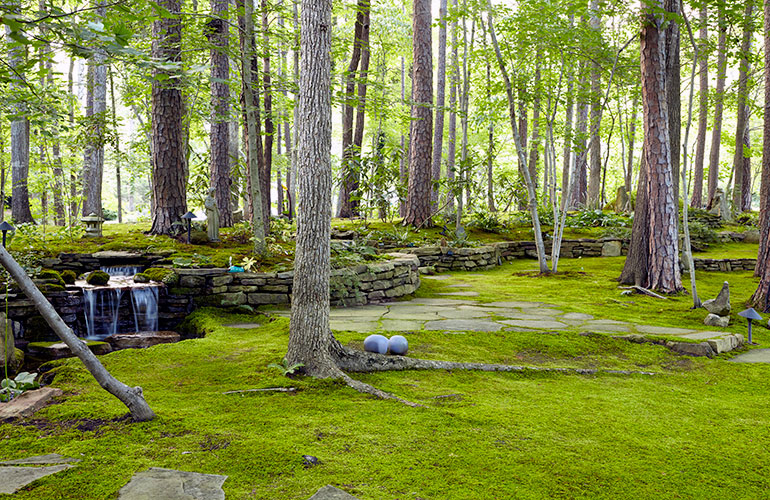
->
[403,239,627,272]
[691,258,756,272]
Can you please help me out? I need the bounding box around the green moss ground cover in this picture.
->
[2,255,770,498]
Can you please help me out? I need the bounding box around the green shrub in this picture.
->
[60,270,77,284]
[566,210,631,229]
[686,221,719,245]
[86,270,110,286]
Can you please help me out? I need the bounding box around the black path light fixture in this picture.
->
[0,221,14,248]
[181,211,196,244]
[738,307,763,345]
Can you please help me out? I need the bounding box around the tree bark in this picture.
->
[528,55,541,193]
[730,0,754,214]
[706,6,727,209]
[625,93,638,199]
[664,0,680,213]
[587,0,602,209]
[108,67,122,224]
[285,0,342,378]
[82,2,107,219]
[446,0,458,213]
[261,0,273,227]
[0,247,155,421]
[640,0,682,294]
[149,0,187,235]
[403,0,433,228]
[208,0,233,227]
[572,60,589,209]
[431,0,448,207]
[560,59,575,210]
[752,0,770,287]
[691,3,707,208]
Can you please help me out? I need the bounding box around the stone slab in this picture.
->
[419,275,452,281]
[380,319,424,332]
[583,321,631,333]
[562,312,595,321]
[436,291,480,297]
[635,325,697,336]
[501,319,568,330]
[106,331,180,350]
[0,387,63,420]
[308,485,360,500]
[730,349,770,363]
[680,331,727,341]
[223,323,262,329]
[435,309,490,319]
[0,454,80,465]
[447,284,472,288]
[407,298,476,306]
[330,321,380,333]
[0,464,73,494]
[117,467,227,500]
[484,301,551,309]
[424,319,503,332]
[329,306,388,318]
[494,312,556,321]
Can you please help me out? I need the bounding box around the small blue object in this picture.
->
[228,266,245,273]
[363,334,388,354]
[388,335,408,355]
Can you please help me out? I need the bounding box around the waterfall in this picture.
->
[101,266,144,277]
[83,288,124,340]
[131,287,159,333]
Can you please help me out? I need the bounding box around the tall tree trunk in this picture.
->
[691,3,707,208]
[149,0,187,235]
[82,2,107,219]
[241,0,267,253]
[730,0,754,214]
[587,0,602,209]
[431,0,448,207]
[752,0,770,287]
[7,0,34,224]
[640,0,682,294]
[285,0,342,378]
[261,0,273,227]
[208,0,233,227]
[486,58,495,212]
[625,93,638,198]
[560,60,575,210]
[446,0,458,213]
[68,57,77,224]
[352,5,370,207]
[528,55,541,193]
[572,61,589,209]
[664,0,680,213]
[108,67,122,223]
[403,0,433,228]
[740,119,751,212]
[706,6,727,209]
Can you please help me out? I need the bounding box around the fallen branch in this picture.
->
[222,387,297,395]
[620,286,669,300]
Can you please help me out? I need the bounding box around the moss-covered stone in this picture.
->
[60,270,77,284]
[38,269,65,287]
[144,267,178,285]
[86,270,110,286]
[40,284,66,293]
[133,273,150,283]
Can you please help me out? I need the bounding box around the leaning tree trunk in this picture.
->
[691,2,707,209]
[149,0,187,235]
[285,0,342,378]
[706,6,727,209]
[730,0,754,215]
[403,0,433,228]
[431,0,448,207]
[753,0,770,284]
[0,247,155,421]
[208,0,233,227]
[640,0,682,294]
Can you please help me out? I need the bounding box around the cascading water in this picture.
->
[81,264,161,340]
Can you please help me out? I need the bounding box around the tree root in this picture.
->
[339,373,424,408]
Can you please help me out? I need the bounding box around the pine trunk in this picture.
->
[706,7,727,209]
[446,0,458,213]
[664,0,680,213]
[730,0,754,214]
[587,1,602,209]
[431,0,448,207]
[691,3,707,208]
[261,0,273,227]
[752,0,770,286]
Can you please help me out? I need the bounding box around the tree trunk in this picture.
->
[740,118,751,212]
[572,60,589,209]
[730,0,754,215]
[446,0,458,213]
[752,0,770,287]
[108,67,122,223]
[7,0,34,224]
[208,0,233,227]
[528,55,542,193]
[0,247,155,421]
[285,0,342,378]
[625,93,638,199]
[68,57,77,225]
[691,3,707,208]
[149,0,187,235]
[587,0,602,209]
[706,6,727,209]
[82,2,108,219]
[403,0,433,228]
[431,0,448,207]
[664,0,680,214]
[560,60,575,210]
[261,0,273,227]
[640,0,682,294]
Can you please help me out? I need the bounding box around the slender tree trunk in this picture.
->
[285,0,342,377]
[68,57,77,224]
[641,0,682,293]
[149,0,187,235]
[625,93,638,198]
[431,0,448,207]
[751,0,770,287]
[706,6,727,209]
[446,0,458,213]
[82,2,107,219]
[208,0,233,227]
[691,3,707,208]
[572,61,589,209]
[403,0,433,228]
[528,55,542,193]
[664,0,680,212]
[560,60,575,210]
[486,63,495,213]
[740,119,751,212]
[352,4,370,208]
[261,0,273,226]
[108,67,122,223]
[587,0,602,209]
[731,0,754,214]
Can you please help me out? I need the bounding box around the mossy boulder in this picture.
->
[143,267,179,285]
[40,284,66,293]
[60,270,77,284]
[134,273,151,284]
[38,269,65,287]
[86,270,110,286]
[190,230,209,245]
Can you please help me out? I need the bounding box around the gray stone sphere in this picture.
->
[388,335,408,355]
[363,334,388,354]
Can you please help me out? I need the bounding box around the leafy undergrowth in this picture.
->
[2,306,770,499]
[417,257,766,342]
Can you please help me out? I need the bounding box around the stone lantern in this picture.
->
[82,213,104,238]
